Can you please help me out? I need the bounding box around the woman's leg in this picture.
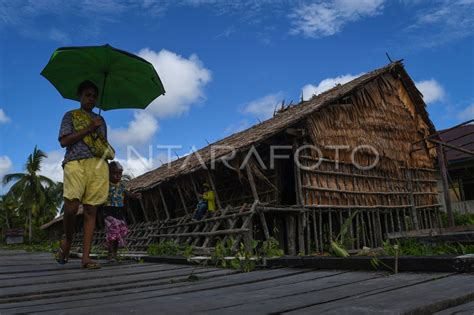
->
[61,198,80,257]
[82,204,97,264]
[112,241,118,259]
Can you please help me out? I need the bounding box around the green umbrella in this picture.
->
[41,44,165,111]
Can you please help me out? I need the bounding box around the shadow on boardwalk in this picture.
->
[0,249,473,314]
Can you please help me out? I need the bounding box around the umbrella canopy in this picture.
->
[41,44,165,111]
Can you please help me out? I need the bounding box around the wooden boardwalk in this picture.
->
[1,250,473,314]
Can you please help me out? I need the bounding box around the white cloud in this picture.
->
[109,111,159,148]
[116,152,171,178]
[302,73,363,101]
[457,103,474,121]
[0,156,12,180]
[290,0,385,38]
[0,108,11,123]
[415,79,445,104]
[242,92,285,120]
[38,150,64,183]
[137,48,212,118]
[404,0,474,48]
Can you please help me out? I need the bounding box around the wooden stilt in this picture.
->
[138,198,150,222]
[149,191,160,221]
[286,215,296,255]
[437,144,454,227]
[176,182,189,215]
[258,209,270,240]
[159,186,171,220]
[298,212,305,254]
[245,163,260,202]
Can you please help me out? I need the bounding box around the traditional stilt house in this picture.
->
[47,61,442,254]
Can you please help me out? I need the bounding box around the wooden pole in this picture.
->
[298,212,305,254]
[245,163,260,202]
[138,198,150,222]
[159,186,171,220]
[176,182,189,215]
[190,174,200,201]
[437,144,454,227]
[149,191,161,221]
[258,209,270,240]
[286,215,296,255]
[407,169,420,230]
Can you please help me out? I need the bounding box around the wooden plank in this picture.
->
[290,274,473,315]
[2,268,312,313]
[55,271,381,314]
[435,300,474,314]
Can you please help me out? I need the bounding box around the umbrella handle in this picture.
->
[99,72,108,115]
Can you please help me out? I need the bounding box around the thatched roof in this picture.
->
[127,61,434,191]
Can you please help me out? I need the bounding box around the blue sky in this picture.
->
[0,0,473,190]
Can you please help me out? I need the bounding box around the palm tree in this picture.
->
[2,146,55,243]
[40,182,64,225]
[0,192,22,230]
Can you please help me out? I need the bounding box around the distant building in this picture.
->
[438,124,474,214]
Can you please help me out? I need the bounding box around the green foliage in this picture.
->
[147,241,196,258]
[260,237,284,258]
[147,240,181,256]
[211,238,234,268]
[1,146,62,243]
[383,239,474,256]
[0,240,59,252]
[233,242,257,273]
[182,244,194,259]
[440,212,474,226]
[330,211,357,257]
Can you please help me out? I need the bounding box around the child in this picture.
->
[103,161,141,262]
[192,183,216,220]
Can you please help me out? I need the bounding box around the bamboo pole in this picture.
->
[245,163,260,202]
[176,182,189,215]
[258,210,270,240]
[149,191,161,221]
[159,186,171,220]
[190,174,201,201]
[312,210,319,252]
[138,198,150,222]
[298,213,305,254]
[406,169,419,230]
[152,228,250,238]
[436,144,454,227]
[126,202,137,224]
[286,215,296,255]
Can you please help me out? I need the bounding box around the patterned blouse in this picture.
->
[107,182,125,207]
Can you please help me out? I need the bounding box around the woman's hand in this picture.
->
[88,117,103,132]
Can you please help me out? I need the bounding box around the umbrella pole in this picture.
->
[98,72,108,116]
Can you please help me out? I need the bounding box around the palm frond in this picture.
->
[2,173,26,186]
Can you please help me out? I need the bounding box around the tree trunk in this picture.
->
[28,208,32,244]
[5,208,10,229]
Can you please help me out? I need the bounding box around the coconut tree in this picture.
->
[2,146,55,243]
[39,181,64,225]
